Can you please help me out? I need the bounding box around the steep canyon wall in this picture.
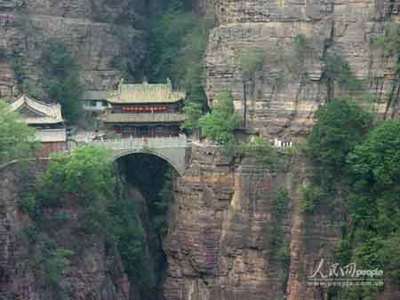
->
[1,1,400,300]
[205,0,400,137]
[163,144,347,300]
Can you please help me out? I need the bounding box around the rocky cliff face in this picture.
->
[163,144,344,300]
[0,161,130,300]
[0,0,146,98]
[205,0,399,137]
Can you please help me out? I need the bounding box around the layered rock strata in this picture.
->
[0,0,146,98]
[163,144,343,300]
[205,0,399,137]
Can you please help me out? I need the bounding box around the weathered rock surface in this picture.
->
[205,0,399,137]
[0,0,146,99]
[0,161,130,300]
[163,144,342,300]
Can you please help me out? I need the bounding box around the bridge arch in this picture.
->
[82,136,189,176]
[114,149,185,176]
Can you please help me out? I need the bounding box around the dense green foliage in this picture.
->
[39,146,115,232]
[0,101,39,164]
[182,101,204,130]
[308,99,373,180]
[10,54,45,98]
[346,122,400,279]
[305,98,400,298]
[199,91,240,145]
[41,40,83,123]
[374,25,400,71]
[298,184,323,213]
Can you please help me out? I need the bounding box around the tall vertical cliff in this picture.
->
[205,0,399,137]
[163,144,350,300]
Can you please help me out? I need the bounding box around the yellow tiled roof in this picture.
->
[10,95,64,125]
[107,80,186,104]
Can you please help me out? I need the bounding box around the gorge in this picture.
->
[1,1,400,300]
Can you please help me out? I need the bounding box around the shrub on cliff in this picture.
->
[0,101,39,164]
[199,91,240,145]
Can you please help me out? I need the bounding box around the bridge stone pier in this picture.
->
[89,136,190,175]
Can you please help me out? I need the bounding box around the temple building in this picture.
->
[10,95,66,156]
[99,80,187,137]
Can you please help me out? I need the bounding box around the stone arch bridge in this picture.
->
[88,136,190,175]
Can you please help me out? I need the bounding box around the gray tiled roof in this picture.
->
[10,95,64,125]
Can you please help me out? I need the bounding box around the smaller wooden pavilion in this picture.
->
[10,94,66,156]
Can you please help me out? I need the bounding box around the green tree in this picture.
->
[308,98,373,180]
[149,9,197,82]
[40,145,115,232]
[199,91,240,145]
[41,40,83,123]
[240,47,265,81]
[182,102,203,130]
[0,101,39,164]
[345,121,400,281]
[373,25,400,117]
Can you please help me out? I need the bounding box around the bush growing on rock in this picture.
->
[199,91,240,146]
